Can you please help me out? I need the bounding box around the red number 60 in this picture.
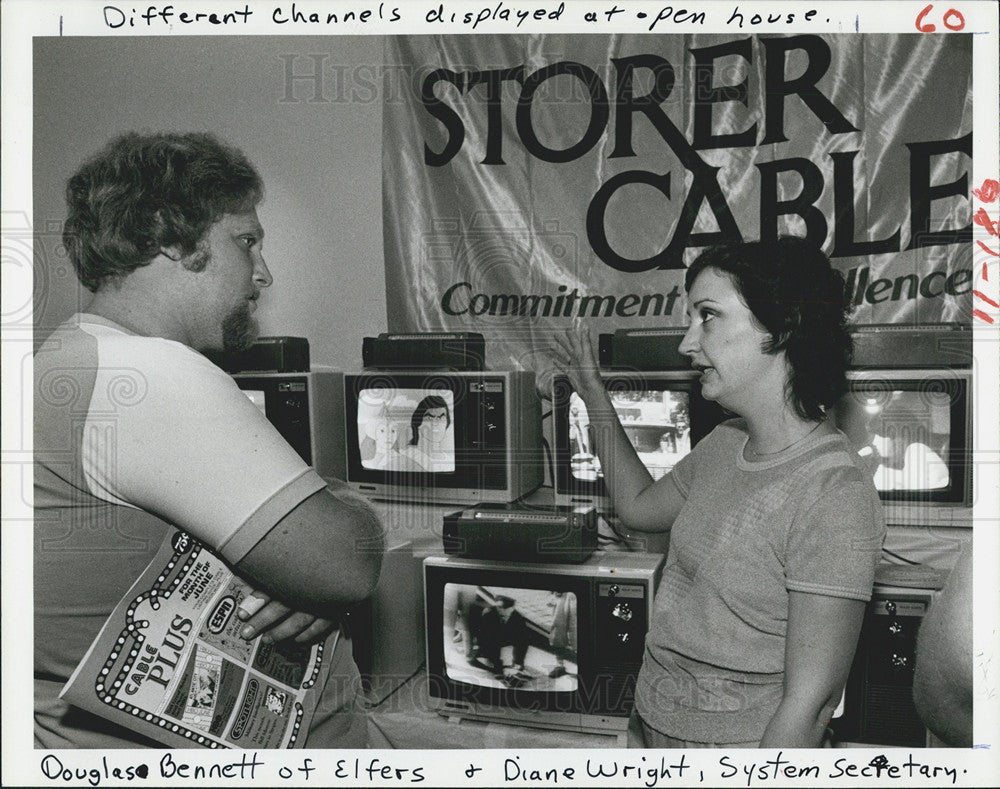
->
[915,4,966,32]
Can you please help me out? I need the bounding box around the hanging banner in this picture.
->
[383,34,973,368]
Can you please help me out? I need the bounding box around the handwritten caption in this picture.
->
[39,750,974,787]
[97,3,834,31]
[93,1,983,32]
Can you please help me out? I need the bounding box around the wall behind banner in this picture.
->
[32,35,385,370]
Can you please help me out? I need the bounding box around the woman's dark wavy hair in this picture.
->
[63,132,263,292]
[409,396,451,446]
[685,236,853,421]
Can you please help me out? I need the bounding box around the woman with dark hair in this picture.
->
[551,237,885,747]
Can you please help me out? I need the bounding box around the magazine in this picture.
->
[61,530,338,749]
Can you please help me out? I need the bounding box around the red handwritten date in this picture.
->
[972,179,999,324]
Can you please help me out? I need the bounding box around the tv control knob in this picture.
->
[608,585,620,597]
[611,603,633,622]
[486,422,497,431]
[890,653,909,670]
[884,600,897,616]
[617,632,630,644]
[888,621,903,636]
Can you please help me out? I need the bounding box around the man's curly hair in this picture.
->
[63,132,263,291]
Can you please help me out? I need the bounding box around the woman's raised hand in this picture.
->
[549,321,605,402]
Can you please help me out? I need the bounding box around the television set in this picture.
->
[551,372,728,511]
[344,370,543,505]
[831,369,972,527]
[231,370,345,480]
[423,551,664,740]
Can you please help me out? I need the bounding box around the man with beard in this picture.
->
[33,132,384,748]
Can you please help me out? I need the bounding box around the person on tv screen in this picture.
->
[33,132,384,749]
[471,596,530,686]
[835,392,950,491]
[360,409,403,471]
[443,584,479,663]
[397,395,455,472]
[547,591,577,679]
[569,404,591,456]
[550,237,885,748]
[870,427,949,491]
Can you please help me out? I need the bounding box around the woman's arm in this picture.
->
[550,325,685,532]
[758,591,865,748]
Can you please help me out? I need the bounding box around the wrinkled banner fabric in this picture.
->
[383,34,973,369]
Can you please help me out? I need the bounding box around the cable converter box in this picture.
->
[443,504,598,563]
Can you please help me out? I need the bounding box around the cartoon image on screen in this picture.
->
[834,390,950,492]
[569,389,690,483]
[356,388,455,473]
[442,584,578,692]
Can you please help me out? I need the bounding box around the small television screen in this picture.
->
[242,389,267,415]
[553,372,727,508]
[355,386,456,473]
[343,371,543,505]
[831,371,971,507]
[836,390,951,492]
[424,553,664,736]
[442,584,579,693]
[566,388,691,484]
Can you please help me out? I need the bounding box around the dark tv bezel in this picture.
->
[839,371,971,506]
[423,562,642,717]
[344,371,504,492]
[552,371,725,505]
